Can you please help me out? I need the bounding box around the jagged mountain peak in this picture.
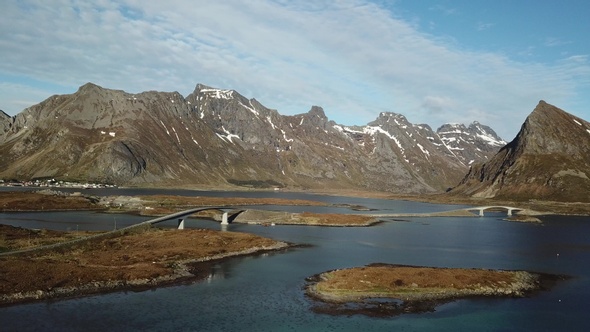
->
[191,83,237,101]
[371,112,409,125]
[291,106,330,130]
[435,120,506,166]
[307,105,326,118]
[380,112,407,119]
[437,122,465,131]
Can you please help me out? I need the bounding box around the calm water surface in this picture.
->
[0,190,589,331]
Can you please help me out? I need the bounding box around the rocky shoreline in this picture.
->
[0,241,290,306]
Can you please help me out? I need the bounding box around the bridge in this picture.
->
[0,207,246,257]
[368,205,529,218]
[134,207,246,229]
[464,206,523,217]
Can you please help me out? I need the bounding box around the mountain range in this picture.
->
[3,84,588,202]
[0,83,506,193]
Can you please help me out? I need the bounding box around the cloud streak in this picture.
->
[0,0,588,139]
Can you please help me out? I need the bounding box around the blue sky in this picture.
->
[1,0,588,139]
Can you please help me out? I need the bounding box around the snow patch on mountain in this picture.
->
[201,88,233,100]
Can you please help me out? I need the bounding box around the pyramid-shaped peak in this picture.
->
[193,83,214,92]
[524,100,578,130]
[308,106,326,118]
[77,82,104,93]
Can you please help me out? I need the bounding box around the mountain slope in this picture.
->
[0,83,505,193]
[450,101,590,202]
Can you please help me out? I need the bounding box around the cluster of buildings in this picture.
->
[0,179,116,189]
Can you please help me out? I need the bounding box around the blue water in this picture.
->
[0,191,589,331]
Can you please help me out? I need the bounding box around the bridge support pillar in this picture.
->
[479,209,484,217]
[221,212,229,225]
[507,209,513,216]
[178,218,185,230]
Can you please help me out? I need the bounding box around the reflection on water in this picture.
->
[0,191,589,331]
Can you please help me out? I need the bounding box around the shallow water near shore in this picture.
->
[1,190,589,331]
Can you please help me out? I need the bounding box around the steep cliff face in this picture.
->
[0,83,505,193]
[0,111,11,143]
[451,101,590,202]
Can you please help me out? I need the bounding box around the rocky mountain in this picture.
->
[436,122,506,166]
[0,110,11,136]
[450,101,590,202]
[0,83,505,193]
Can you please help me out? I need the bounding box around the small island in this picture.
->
[306,263,563,317]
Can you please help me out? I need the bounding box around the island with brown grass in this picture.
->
[306,263,564,317]
[0,224,291,306]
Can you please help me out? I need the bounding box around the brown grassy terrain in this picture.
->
[0,191,99,211]
[139,194,328,209]
[0,225,289,305]
[292,212,377,226]
[308,264,537,301]
[305,263,557,316]
[0,224,96,252]
[232,210,378,226]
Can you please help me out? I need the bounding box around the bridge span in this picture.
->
[135,207,246,229]
[369,205,530,218]
[464,206,523,217]
[0,207,245,257]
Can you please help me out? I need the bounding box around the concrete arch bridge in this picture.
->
[137,207,246,230]
[464,206,523,217]
[0,207,246,257]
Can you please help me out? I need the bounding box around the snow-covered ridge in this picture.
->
[200,88,234,100]
[438,122,506,148]
[476,133,505,146]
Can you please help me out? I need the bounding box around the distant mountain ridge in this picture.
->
[437,122,506,166]
[0,83,505,193]
[450,101,590,202]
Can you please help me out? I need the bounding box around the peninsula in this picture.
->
[0,224,291,305]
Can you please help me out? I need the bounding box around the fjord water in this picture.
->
[0,190,589,331]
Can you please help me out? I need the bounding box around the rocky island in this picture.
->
[306,263,563,317]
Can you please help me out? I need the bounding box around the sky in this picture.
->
[1,0,589,140]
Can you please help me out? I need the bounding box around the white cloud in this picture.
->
[0,0,588,140]
[544,37,572,47]
[428,5,458,16]
[477,22,494,31]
